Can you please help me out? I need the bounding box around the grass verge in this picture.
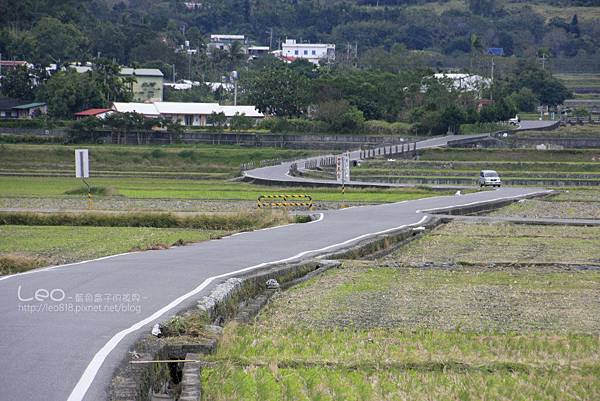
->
[0,210,289,231]
[0,225,227,275]
[0,143,318,178]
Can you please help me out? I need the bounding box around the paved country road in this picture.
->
[0,187,552,401]
[243,133,492,188]
[0,124,557,401]
[243,120,558,188]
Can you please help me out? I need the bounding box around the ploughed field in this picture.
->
[201,220,600,401]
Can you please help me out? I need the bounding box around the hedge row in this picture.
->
[0,211,284,231]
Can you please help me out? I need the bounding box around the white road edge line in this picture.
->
[415,190,553,214]
[66,214,428,401]
[225,212,324,238]
[0,251,141,282]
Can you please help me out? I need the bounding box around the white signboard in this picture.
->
[75,149,89,178]
[336,154,350,183]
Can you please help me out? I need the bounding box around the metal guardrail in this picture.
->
[257,194,314,209]
[359,142,418,160]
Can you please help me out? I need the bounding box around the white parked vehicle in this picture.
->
[508,114,521,126]
[478,170,502,187]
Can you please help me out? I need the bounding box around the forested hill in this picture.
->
[1,0,599,74]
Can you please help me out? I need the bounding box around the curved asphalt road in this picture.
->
[0,121,557,401]
[243,120,558,188]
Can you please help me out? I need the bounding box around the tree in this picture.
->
[469,0,497,17]
[441,104,466,134]
[510,88,538,112]
[573,107,590,118]
[164,118,185,144]
[313,100,365,133]
[31,17,88,64]
[470,33,484,72]
[242,64,310,117]
[230,113,254,131]
[92,59,134,103]
[36,70,104,119]
[0,65,35,100]
[570,14,580,38]
[207,112,227,129]
[68,116,102,143]
[103,112,145,144]
[509,61,571,106]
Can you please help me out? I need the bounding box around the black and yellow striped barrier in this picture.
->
[257,194,314,210]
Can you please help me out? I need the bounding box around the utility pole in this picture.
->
[231,70,239,106]
[541,52,546,70]
[188,52,192,80]
[268,28,273,51]
[490,56,495,101]
[172,64,176,83]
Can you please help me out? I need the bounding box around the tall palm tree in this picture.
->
[470,33,483,73]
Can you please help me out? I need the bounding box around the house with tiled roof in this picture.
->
[0,98,47,119]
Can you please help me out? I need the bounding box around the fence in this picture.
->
[359,142,418,160]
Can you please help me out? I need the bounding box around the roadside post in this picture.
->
[75,149,92,209]
[336,153,350,208]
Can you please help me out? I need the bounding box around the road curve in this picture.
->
[0,187,553,401]
[1,122,558,401]
[243,120,559,188]
[243,134,489,189]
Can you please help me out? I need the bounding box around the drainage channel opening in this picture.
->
[149,361,184,401]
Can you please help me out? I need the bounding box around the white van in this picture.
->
[478,170,502,187]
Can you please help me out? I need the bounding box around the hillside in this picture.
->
[0,0,599,78]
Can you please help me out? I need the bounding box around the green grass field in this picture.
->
[0,225,227,275]
[0,143,318,179]
[0,176,443,203]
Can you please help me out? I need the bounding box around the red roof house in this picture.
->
[74,108,112,119]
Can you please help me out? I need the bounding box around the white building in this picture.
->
[248,46,270,59]
[279,39,335,65]
[432,73,491,93]
[111,102,264,127]
[208,34,247,52]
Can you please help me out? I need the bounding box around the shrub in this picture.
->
[0,134,64,144]
[149,149,167,158]
[0,211,291,231]
[177,150,196,159]
[0,118,64,129]
[64,186,119,196]
[460,122,508,134]
[313,100,365,133]
[262,118,328,133]
[363,120,412,136]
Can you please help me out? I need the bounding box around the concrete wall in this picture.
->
[0,127,67,136]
